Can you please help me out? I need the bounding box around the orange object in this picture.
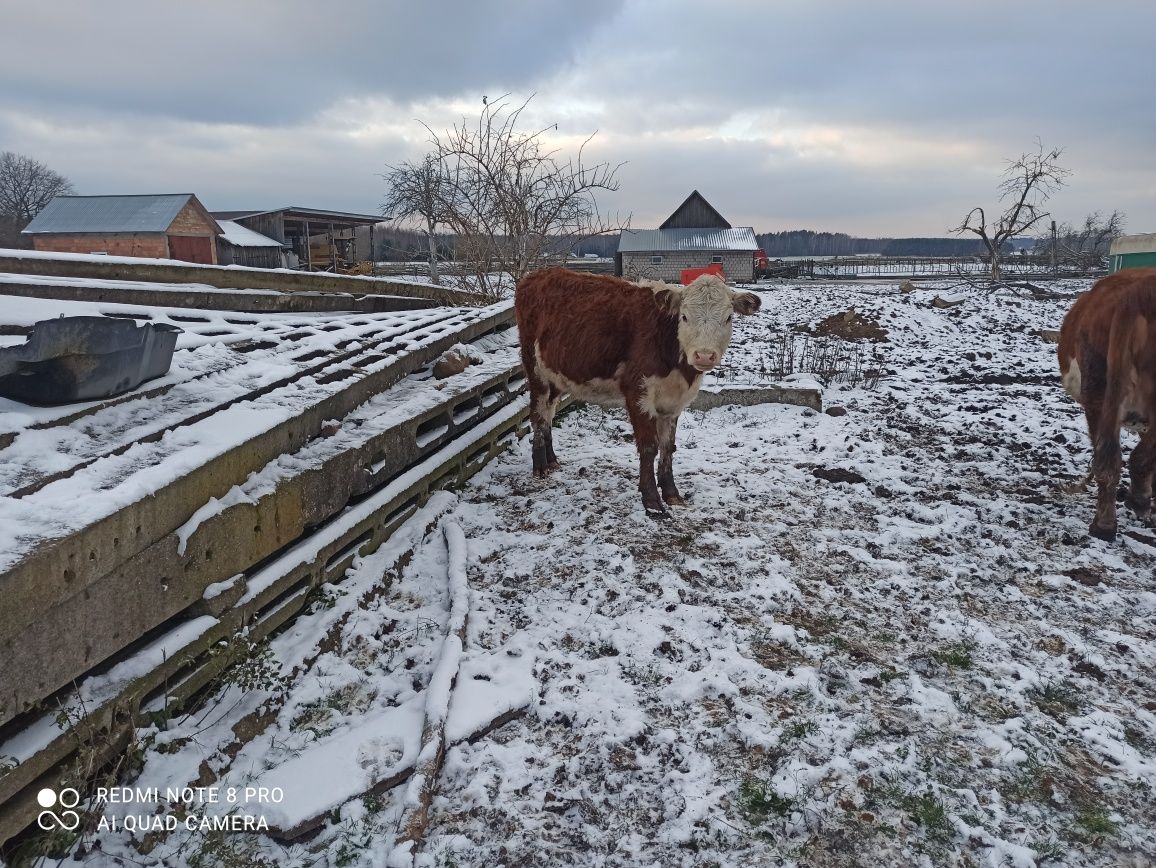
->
[680,262,725,285]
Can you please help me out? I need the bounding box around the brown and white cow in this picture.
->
[515,267,761,516]
[1058,268,1156,540]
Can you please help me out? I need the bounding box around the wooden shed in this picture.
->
[22,194,221,264]
[1109,233,1156,273]
[616,191,758,283]
[212,207,383,272]
[215,220,287,269]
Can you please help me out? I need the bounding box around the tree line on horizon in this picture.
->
[382,228,1043,262]
[570,231,999,259]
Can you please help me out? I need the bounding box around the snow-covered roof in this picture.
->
[1109,233,1156,256]
[217,220,284,248]
[617,227,759,253]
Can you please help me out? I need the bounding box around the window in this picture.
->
[711,255,724,263]
[651,255,663,264]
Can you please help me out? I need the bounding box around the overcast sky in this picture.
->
[2,1,1154,237]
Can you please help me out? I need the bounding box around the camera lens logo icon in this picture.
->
[37,787,81,831]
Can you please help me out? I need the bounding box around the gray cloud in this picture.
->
[0,0,623,124]
[2,0,1154,236]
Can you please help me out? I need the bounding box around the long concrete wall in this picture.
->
[0,277,439,314]
[0,251,482,306]
[0,308,516,727]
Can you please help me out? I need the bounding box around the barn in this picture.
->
[212,207,382,272]
[1109,233,1156,273]
[616,190,758,283]
[22,194,222,264]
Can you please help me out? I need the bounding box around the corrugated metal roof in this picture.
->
[617,227,758,252]
[217,220,285,248]
[219,206,384,225]
[22,194,196,234]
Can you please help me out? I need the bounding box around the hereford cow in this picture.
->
[515,268,761,516]
[1058,268,1156,540]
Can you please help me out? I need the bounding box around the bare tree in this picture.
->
[382,155,447,284]
[952,140,1069,282]
[0,151,75,246]
[1039,209,1126,272]
[421,95,627,298]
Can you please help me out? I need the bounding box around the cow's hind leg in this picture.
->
[626,402,667,518]
[522,346,553,478]
[1126,418,1156,525]
[656,413,686,506]
[1090,434,1122,540]
[543,385,562,471]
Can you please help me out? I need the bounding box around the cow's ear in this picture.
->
[653,287,682,316]
[732,291,761,316]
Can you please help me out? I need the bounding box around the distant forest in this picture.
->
[753,230,998,258]
[376,228,1006,261]
[574,231,1003,259]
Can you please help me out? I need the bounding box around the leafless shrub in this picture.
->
[411,95,628,301]
[752,334,883,389]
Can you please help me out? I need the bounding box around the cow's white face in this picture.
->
[657,275,761,372]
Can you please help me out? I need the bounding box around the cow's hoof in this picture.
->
[644,504,671,520]
[663,493,687,507]
[1089,522,1117,542]
[532,468,549,479]
[1125,492,1152,519]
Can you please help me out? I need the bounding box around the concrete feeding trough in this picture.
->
[0,316,180,405]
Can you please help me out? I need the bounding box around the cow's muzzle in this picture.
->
[691,350,719,371]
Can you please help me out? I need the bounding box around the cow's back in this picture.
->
[516,268,661,384]
[1060,269,1156,401]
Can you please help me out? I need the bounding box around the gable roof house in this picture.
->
[616,190,758,283]
[22,194,223,264]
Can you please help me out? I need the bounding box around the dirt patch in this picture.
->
[811,466,868,485]
[799,308,889,343]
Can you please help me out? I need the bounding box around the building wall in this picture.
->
[1110,252,1156,273]
[217,242,285,269]
[661,195,730,229]
[167,201,219,264]
[620,250,754,283]
[31,233,169,259]
[235,213,286,244]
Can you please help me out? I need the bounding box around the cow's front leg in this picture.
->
[656,413,685,506]
[1090,435,1121,541]
[626,401,667,517]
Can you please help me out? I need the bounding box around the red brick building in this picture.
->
[22,194,222,264]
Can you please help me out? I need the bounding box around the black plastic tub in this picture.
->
[0,316,181,405]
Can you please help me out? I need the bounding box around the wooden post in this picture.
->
[304,218,312,270]
[1051,220,1058,276]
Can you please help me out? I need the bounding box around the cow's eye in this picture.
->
[680,314,688,322]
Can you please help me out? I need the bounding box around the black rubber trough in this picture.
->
[0,316,181,405]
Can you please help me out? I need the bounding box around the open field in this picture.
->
[8,278,1156,868]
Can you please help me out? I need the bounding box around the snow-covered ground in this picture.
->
[28,279,1156,867]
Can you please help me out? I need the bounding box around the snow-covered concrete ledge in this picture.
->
[691,381,822,412]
